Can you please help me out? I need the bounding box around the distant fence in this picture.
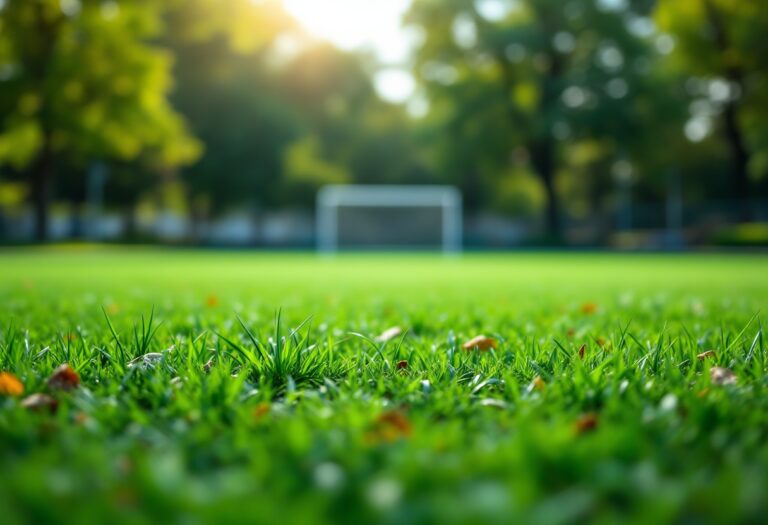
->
[0,199,766,247]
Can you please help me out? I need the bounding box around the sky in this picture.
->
[282,0,417,104]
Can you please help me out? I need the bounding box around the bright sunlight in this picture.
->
[282,0,412,63]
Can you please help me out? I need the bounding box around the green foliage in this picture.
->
[0,0,201,168]
[284,136,349,186]
[656,0,768,181]
[406,0,676,223]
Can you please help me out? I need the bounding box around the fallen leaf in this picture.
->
[21,393,59,413]
[462,335,497,351]
[710,367,737,386]
[0,372,24,396]
[478,398,508,409]
[575,412,599,434]
[566,329,576,338]
[531,376,546,391]
[46,364,80,391]
[128,350,173,370]
[596,337,609,349]
[128,353,164,368]
[395,360,408,371]
[697,350,716,361]
[367,410,413,443]
[253,402,271,420]
[376,326,403,343]
[578,344,586,360]
[206,294,220,307]
[581,302,598,315]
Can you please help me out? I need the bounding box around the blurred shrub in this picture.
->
[712,223,768,246]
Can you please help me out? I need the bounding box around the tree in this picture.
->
[0,0,200,241]
[279,43,434,206]
[407,0,661,237]
[656,0,768,221]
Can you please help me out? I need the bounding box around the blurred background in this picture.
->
[0,0,766,249]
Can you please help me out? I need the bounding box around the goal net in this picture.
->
[317,185,462,253]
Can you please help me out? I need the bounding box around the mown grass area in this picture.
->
[1,247,767,524]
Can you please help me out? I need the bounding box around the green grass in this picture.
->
[1,247,767,524]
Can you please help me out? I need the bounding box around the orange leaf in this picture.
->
[575,412,599,434]
[531,376,546,391]
[710,367,737,386]
[253,402,271,420]
[0,372,24,397]
[21,393,59,413]
[697,350,716,361]
[46,364,80,392]
[367,410,413,443]
[581,303,598,315]
[462,335,497,351]
[376,326,403,343]
[206,294,220,308]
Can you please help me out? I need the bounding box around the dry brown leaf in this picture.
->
[366,410,413,443]
[21,393,59,413]
[581,302,598,315]
[578,344,586,360]
[395,360,408,371]
[575,412,599,434]
[206,294,220,308]
[46,364,80,391]
[697,350,716,361]
[376,326,403,343]
[0,371,24,396]
[462,335,497,351]
[531,376,546,391]
[253,402,271,421]
[710,367,737,386]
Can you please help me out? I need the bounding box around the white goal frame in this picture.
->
[317,185,462,253]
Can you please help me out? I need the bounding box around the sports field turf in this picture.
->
[1,248,767,524]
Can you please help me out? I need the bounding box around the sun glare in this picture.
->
[282,0,412,63]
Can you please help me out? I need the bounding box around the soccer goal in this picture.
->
[316,185,462,253]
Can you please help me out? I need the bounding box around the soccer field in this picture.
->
[1,248,767,524]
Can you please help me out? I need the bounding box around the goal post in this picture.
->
[317,185,463,253]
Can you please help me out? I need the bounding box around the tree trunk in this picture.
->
[704,0,752,222]
[722,100,751,222]
[30,139,54,242]
[530,139,560,239]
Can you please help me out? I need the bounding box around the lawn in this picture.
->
[1,247,767,524]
